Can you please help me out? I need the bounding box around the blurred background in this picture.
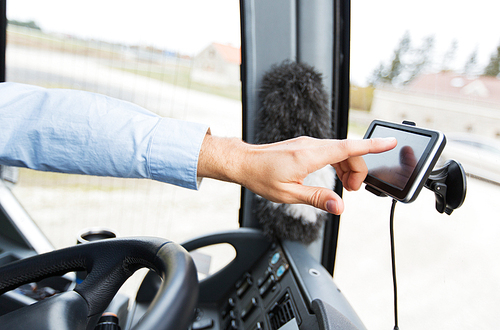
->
[5,0,500,328]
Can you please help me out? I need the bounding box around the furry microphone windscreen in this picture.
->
[254,60,336,244]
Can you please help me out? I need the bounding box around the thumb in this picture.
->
[294,185,345,215]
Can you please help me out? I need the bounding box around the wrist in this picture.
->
[197,135,249,184]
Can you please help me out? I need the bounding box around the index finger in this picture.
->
[319,137,397,165]
[342,137,397,156]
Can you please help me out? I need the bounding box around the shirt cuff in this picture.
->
[148,118,209,190]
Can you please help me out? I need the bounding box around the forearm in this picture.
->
[0,83,209,189]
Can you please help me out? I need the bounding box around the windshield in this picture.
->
[6,0,242,247]
[336,1,500,329]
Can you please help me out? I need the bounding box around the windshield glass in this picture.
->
[336,1,500,329]
[6,0,242,248]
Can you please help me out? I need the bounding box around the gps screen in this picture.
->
[363,125,431,190]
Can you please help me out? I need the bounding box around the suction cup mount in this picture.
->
[424,160,467,215]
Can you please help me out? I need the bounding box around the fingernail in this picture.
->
[326,200,337,214]
[380,137,396,142]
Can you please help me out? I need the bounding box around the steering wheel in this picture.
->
[0,237,199,330]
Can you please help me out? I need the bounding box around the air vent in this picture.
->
[268,291,299,330]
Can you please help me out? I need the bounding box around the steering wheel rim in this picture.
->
[0,237,199,330]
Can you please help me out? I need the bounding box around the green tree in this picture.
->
[369,32,411,86]
[441,39,458,72]
[463,49,479,75]
[408,35,435,81]
[483,44,500,77]
[369,32,434,87]
[368,63,386,86]
[385,31,412,84]
[8,19,42,30]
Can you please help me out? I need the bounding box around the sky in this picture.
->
[8,0,500,86]
[7,0,241,54]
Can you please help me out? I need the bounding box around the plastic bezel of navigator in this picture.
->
[362,120,446,203]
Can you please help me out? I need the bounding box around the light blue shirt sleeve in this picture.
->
[0,82,209,190]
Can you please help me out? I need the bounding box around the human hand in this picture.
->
[197,135,397,215]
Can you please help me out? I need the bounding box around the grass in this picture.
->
[8,26,123,59]
[117,66,241,101]
[15,168,133,192]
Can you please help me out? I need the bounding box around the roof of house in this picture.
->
[407,72,500,105]
[212,42,241,64]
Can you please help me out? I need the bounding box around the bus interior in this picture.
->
[1,0,499,329]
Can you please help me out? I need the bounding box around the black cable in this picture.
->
[390,199,399,330]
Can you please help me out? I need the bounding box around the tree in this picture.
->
[369,31,434,87]
[463,49,479,76]
[408,35,435,82]
[8,20,42,30]
[441,39,458,72]
[369,32,411,86]
[483,43,500,77]
[368,63,386,86]
[385,31,411,84]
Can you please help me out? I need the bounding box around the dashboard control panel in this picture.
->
[192,244,309,330]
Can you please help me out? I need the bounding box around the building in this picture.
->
[370,72,500,138]
[190,43,241,87]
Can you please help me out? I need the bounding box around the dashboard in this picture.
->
[127,229,365,330]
